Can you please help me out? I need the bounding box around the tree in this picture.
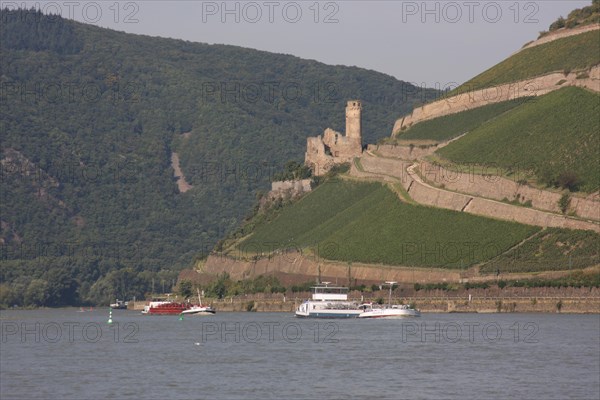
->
[0,284,19,307]
[86,268,147,305]
[0,7,439,308]
[45,267,78,306]
[206,273,229,299]
[549,16,566,31]
[24,279,50,306]
[557,171,580,191]
[178,279,193,298]
[272,160,312,181]
[559,192,571,214]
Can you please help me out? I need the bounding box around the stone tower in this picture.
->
[345,100,362,140]
[305,99,363,176]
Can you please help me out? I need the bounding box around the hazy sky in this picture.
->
[15,0,592,85]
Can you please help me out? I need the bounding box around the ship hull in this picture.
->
[181,307,216,316]
[142,301,191,315]
[295,311,362,318]
[358,307,421,319]
[295,300,362,318]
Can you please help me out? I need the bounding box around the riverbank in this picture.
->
[126,294,599,314]
[210,297,599,313]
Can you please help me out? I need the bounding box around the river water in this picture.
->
[1,310,598,399]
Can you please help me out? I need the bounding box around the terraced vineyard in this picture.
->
[396,98,529,142]
[437,87,600,192]
[229,16,600,275]
[481,228,600,274]
[450,29,600,94]
[239,180,539,268]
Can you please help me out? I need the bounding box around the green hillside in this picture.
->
[229,4,600,281]
[238,181,539,268]
[0,9,437,306]
[437,87,600,192]
[481,228,600,274]
[450,29,599,95]
[395,98,528,141]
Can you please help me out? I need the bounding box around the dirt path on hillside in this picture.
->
[171,152,193,193]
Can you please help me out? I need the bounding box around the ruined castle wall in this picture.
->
[323,128,362,160]
[305,136,333,175]
[329,141,362,161]
[322,128,341,145]
[305,136,325,162]
[271,179,312,193]
[305,101,363,176]
[306,126,362,177]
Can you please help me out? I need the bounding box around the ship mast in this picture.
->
[385,281,397,307]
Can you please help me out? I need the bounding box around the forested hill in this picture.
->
[0,9,437,306]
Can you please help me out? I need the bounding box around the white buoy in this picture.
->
[108,308,113,324]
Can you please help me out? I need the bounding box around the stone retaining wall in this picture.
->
[393,65,600,134]
[419,161,600,221]
[354,155,600,232]
[367,143,437,160]
[520,24,600,52]
[358,155,411,179]
[203,252,462,284]
[465,198,598,231]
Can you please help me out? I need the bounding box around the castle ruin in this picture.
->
[305,100,363,175]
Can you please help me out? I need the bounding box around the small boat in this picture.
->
[181,304,216,316]
[181,290,216,316]
[295,283,362,318]
[358,303,421,318]
[110,299,128,310]
[358,281,420,319]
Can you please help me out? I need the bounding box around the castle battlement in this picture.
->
[305,100,363,176]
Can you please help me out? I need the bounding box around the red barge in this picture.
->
[141,301,191,315]
[141,300,215,315]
